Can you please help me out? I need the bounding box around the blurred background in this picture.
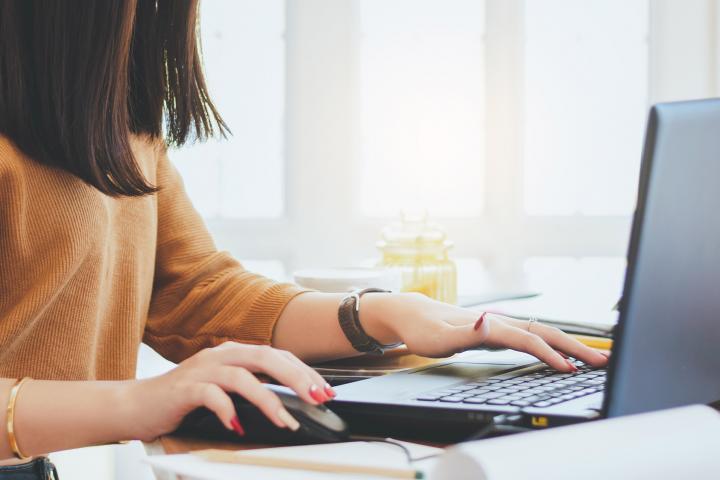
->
[173,0,717,286]
[55,0,720,478]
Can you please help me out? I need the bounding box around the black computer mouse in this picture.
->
[175,385,349,444]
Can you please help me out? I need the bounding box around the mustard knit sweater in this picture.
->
[0,135,305,380]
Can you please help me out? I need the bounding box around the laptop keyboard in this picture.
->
[415,360,606,409]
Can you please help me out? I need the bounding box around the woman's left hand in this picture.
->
[361,292,609,373]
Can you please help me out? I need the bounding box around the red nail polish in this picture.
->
[474,313,487,331]
[565,359,578,372]
[324,384,336,399]
[309,385,326,403]
[230,416,245,436]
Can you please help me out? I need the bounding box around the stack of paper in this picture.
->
[434,405,720,479]
[478,294,618,336]
[146,441,442,480]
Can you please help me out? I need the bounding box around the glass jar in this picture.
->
[377,214,457,304]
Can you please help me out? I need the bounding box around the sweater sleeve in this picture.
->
[143,148,306,363]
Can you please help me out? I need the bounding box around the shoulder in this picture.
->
[0,135,72,192]
[0,135,39,198]
[129,133,169,183]
[0,134,29,176]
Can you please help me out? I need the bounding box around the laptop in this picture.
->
[331,98,720,439]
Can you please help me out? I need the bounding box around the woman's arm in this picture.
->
[144,144,307,363]
[272,292,609,371]
[0,378,135,460]
[0,343,332,461]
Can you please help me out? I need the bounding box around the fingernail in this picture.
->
[309,385,326,403]
[324,383,336,399]
[474,313,487,331]
[565,359,578,372]
[230,415,245,436]
[277,408,301,431]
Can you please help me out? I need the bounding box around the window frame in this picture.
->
[202,0,720,279]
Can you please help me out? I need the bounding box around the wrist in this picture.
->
[358,292,408,345]
[112,380,147,441]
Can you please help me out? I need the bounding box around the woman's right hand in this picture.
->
[124,342,335,442]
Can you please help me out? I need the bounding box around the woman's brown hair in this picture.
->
[0,0,227,196]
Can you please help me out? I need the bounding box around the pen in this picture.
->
[193,449,424,479]
[571,334,613,351]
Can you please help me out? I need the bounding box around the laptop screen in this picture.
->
[604,99,720,417]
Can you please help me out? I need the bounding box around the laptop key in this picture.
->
[449,385,476,392]
[503,379,524,385]
[501,387,524,393]
[463,397,488,404]
[467,388,493,395]
[522,381,544,387]
[575,389,595,396]
[432,390,453,395]
[415,395,441,401]
[510,400,531,407]
[533,401,553,407]
[486,399,511,405]
[439,396,464,403]
[480,392,504,400]
[502,395,523,401]
[522,388,546,394]
[456,393,476,398]
[522,395,543,403]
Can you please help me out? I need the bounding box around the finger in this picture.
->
[252,349,331,404]
[488,322,575,372]
[540,328,608,367]
[280,350,336,399]
[190,383,238,432]
[503,320,608,368]
[438,312,493,354]
[209,366,297,430]
[211,345,329,405]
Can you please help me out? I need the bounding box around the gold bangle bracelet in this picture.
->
[6,377,32,460]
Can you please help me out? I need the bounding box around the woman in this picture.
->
[0,1,607,477]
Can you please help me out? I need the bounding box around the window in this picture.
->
[171,0,285,219]
[523,0,649,215]
[172,0,720,276]
[358,0,486,217]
